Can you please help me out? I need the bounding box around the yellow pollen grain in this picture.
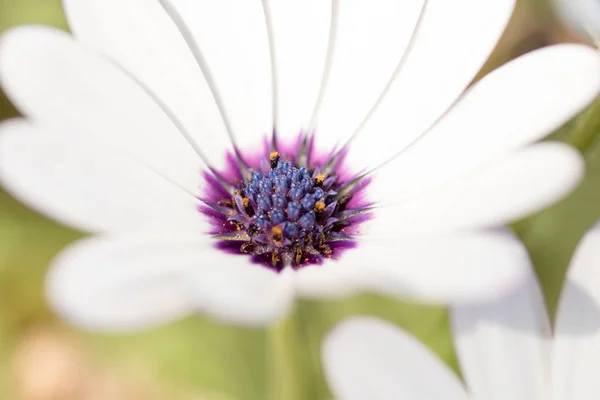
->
[242,197,250,208]
[315,174,325,185]
[314,201,326,213]
[271,226,284,245]
[270,151,280,162]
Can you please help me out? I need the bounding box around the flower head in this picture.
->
[323,222,600,399]
[202,141,372,271]
[0,0,598,330]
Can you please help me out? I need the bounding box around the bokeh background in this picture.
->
[1,0,599,399]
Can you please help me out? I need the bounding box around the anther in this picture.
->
[242,197,255,216]
[314,173,325,186]
[270,151,280,169]
[320,244,333,257]
[314,201,326,213]
[294,248,304,266]
[247,224,258,236]
[218,198,234,208]
[271,249,282,266]
[271,226,284,244]
[241,242,256,253]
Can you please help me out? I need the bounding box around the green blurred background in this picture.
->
[1,0,599,399]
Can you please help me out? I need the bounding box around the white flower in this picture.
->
[551,0,600,42]
[0,0,598,331]
[322,223,600,400]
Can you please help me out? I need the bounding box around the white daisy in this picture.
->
[0,0,598,331]
[322,223,600,400]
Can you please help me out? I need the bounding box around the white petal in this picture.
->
[62,0,231,168]
[450,270,551,400]
[322,317,468,400]
[293,261,369,300]
[360,230,528,304]
[156,0,272,151]
[552,223,600,400]
[296,230,529,304]
[265,0,332,139]
[370,44,600,202]
[552,0,600,40]
[311,0,426,150]
[47,235,295,331]
[345,0,515,169]
[0,120,206,234]
[48,235,196,332]
[0,26,204,193]
[367,143,583,238]
[189,253,295,327]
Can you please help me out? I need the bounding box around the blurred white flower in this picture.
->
[0,0,598,331]
[552,0,600,41]
[323,222,600,400]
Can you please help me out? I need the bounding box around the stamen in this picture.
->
[241,242,256,253]
[271,226,284,245]
[314,201,326,213]
[270,151,281,169]
[319,244,333,257]
[314,174,325,186]
[294,248,304,266]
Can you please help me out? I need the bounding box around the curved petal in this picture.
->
[297,230,529,304]
[0,26,204,193]
[293,260,368,300]
[322,317,468,400]
[62,0,231,167]
[155,0,272,151]
[552,223,600,400]
[0,120,206,234]
[47,235,295,331]
[264,0,332,139]
[311,0,426,149]
[345,0,515,169]
[188,256,295,328]
[367,143,583,238]
[551,0,600,40]
[370,44,600,202]
[47,235,196,332]
[450,270,551,400]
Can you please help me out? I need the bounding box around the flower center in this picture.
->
[200,136,372,271]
